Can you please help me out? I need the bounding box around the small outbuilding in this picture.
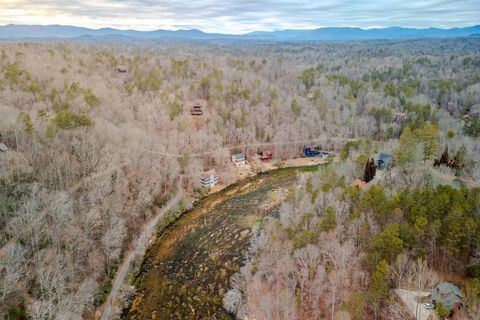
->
[431,282,463,318]
[376,152,393,170]
[200,169,219,188]
[231,153,246,167]
[0,143,7,153]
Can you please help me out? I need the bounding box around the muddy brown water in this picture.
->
[124,166,319,320]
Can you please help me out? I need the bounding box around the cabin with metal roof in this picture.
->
[431,282,463,318]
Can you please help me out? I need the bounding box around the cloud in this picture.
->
[0,0,479,34]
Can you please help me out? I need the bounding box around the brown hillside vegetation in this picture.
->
[0,39,479,319]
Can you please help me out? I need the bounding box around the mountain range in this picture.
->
[1,24,479,41]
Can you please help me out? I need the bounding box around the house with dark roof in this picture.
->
[376,152,393,170]
[431,282,463,319]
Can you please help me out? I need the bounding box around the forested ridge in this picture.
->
[224,170,480,319]
[0,38,479,319]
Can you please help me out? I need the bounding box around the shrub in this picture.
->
[94,280,112,306]
[52,110,92,129]
[84,89,101,107]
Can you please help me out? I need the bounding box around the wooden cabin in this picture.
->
[190,99,207,116]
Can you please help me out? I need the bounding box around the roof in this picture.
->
[0,143,7,152]
[378,152,392,160]
[431,282,463,310]
[352,179,371,191]
[192,99,207,107]
[200,169,217,180]
[232,153,245,160]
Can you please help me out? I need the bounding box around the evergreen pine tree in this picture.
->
[364,158,376,183]
[364,159,371,182]
[440,146,449,165]
[370,158,377,179]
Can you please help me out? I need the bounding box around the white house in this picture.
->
[231,153,246,167]
[200,169,219,188]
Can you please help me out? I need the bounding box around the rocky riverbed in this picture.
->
[123,167,316,320]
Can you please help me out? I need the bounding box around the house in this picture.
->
[376,152,393,170]
[352,179,371,191]
[116,66,128,73]
[431,282,463,318]
[259,150,273,161]
[200,169,219,188]
[190,99,207,116]
[231,153,246,167]
[393,112,406,123]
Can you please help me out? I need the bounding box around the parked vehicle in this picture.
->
[424,303,435,309]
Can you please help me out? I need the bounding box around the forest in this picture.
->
[0,37,479,319]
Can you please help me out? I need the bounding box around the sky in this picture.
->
[1,0,479,34]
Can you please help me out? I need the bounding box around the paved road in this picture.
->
[101,191,183,320]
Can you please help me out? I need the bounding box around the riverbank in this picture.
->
[99,159,328,319]
[209,156,329,195]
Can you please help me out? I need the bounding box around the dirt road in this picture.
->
[100,192,183,320]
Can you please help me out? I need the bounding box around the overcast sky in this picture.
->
[1,0,479,34]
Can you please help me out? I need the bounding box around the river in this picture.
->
[123,166,318,320]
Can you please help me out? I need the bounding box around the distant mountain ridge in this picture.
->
[1,24,480,41]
